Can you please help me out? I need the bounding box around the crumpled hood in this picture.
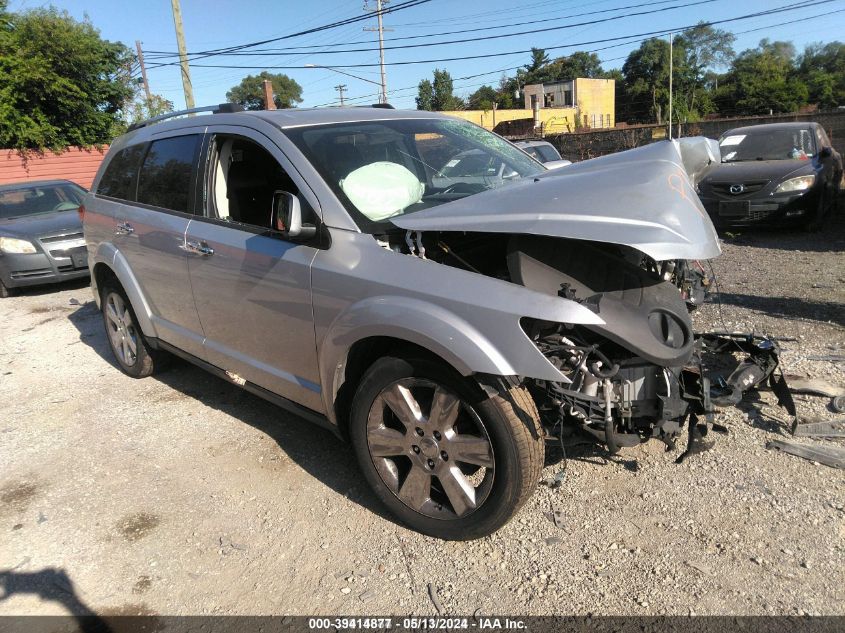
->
[394,138,722,262]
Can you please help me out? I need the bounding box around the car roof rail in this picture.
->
[127,103,245,132]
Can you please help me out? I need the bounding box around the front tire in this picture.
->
[805,189,832,232]
[349,356,544,540]
[0,279,17,298]
[101,283,163,378]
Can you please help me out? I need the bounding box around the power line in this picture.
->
[145,0,720,65]
[310,6,844,108]
[142,0,698,57]
[176,0,840,70]
[144,0,432,69]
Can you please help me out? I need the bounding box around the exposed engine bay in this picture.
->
[378,228,786,461]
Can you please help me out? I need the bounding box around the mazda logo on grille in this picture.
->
[729,184,745,194]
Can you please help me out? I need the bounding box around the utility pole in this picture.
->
[364,0,392,103]
[668,31,673,140]
[170,0,195,109]
[135,40,152,102]
[335,84,347,106]
[263,79,277,110]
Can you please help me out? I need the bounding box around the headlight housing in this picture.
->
[0,237,36,254]
[774,175,815,194]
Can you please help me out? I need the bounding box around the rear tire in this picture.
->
[349,356,544,540]
[101,283,164,378]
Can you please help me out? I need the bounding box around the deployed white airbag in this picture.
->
[340,161,424,221]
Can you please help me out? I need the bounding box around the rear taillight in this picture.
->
[77,204,85,222]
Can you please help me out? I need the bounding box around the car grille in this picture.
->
[40,231,83,243]
[10,268,53,280]
[37,231,87,267]
[708,181,770,198]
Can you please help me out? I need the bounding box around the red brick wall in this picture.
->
[0,146,108,190]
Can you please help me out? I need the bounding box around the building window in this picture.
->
[606,113,611,128]
[591,114,597,128]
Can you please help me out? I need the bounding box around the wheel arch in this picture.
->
[90,244,157,338]
[332,336,460,440]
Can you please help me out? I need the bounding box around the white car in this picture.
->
[514,140,572,169]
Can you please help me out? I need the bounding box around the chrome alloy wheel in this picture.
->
[366,378,495,519]
[105,292,138,367]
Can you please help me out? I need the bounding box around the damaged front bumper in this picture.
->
[528,330,792,463]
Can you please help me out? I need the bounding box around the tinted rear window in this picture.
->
[97,145,145,200]
[136,135,200,213]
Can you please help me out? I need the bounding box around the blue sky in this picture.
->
[11,0,845,110]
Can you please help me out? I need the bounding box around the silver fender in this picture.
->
[318,293,602,424]
[91,242,157,339]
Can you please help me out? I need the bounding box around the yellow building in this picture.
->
[442,77,615,135]
[442,107,578,135]
[523,78,615,129]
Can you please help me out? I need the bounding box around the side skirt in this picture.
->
[151,338,342,440]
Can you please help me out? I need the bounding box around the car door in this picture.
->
[115,130,206,359]
[185,126,323,413]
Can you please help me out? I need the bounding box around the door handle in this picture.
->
[115,222,134,236]
[181,240,214,256]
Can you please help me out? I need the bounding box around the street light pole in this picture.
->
[668,31,673,140]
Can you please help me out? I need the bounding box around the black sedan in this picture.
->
[0,179,89,297]
[697,122,843,230]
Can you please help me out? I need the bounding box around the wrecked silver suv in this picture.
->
[84,105,730,540]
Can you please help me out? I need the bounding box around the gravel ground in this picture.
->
[1,214,843,618]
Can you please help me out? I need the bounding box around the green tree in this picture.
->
[544,51,604,82]
[799,41,845,109]
[0,5,134,151]
[495,73,519,109]
[125,94,175,124]
[416,79,434,110]
[525,48,550,74]
[432,69,464,110]
[416,69,463,111]
[225,71,302,110]
[715,40,808,115]
[674,23,735,119]
[619,26,735,125]
[467,85,497,110]
[621,38,672,123]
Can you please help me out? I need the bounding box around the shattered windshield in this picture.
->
[284,118,543,232]
[719,128,816,162]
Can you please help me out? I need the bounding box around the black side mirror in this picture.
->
[272,191,316,240]
[819,146,832,159]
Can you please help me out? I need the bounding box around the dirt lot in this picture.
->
[1,217,843,618]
